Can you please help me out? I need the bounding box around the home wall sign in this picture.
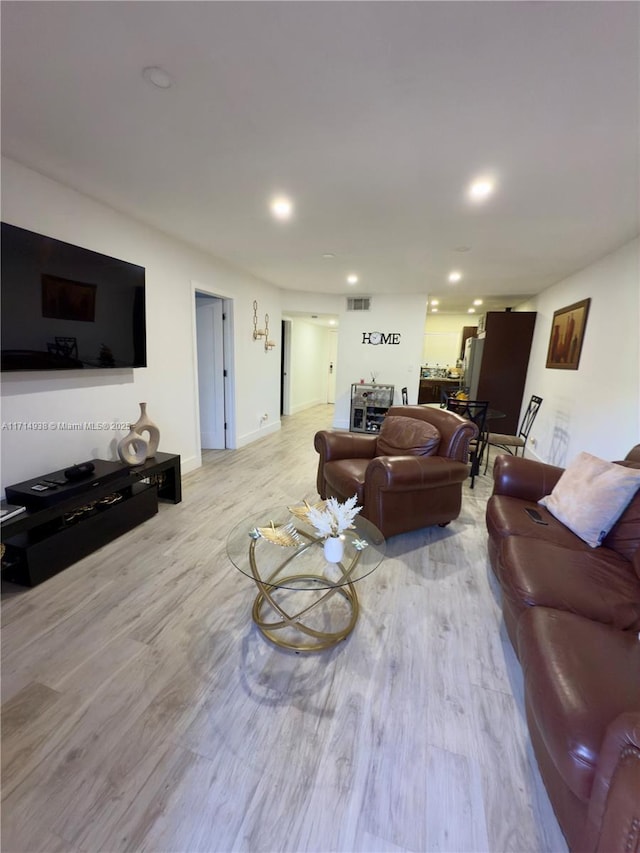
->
[362,332,401,345]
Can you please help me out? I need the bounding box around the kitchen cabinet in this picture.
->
[417,378,461,404]
[350,383,394,433]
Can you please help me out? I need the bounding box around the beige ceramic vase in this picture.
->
[131,402,160,459]
[117,425,148,466]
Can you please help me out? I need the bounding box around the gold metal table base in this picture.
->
[252,574,359,651]
[248,538,361,652]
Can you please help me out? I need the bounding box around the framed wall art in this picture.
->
[545,298,591,370]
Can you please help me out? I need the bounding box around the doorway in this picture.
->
[327,327,338,403]
[281,319,291,416]
[195,292,231,449]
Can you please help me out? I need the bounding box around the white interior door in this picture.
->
[327,328,338,403]
[196,295,225,448]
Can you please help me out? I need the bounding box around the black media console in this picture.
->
[1,453,181,588]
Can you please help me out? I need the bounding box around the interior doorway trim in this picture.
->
[191,282,236,463]
[281,319,291,417]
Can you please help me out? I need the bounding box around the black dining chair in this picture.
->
[446,398,489,488]
[484,395,542,473]
[401,386,409,405]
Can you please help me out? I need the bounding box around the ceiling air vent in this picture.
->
[346,297,371,311]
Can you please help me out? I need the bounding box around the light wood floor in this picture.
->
[1,406,568,853]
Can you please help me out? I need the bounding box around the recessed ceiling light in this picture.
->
[270,196,293,220]
[142,66,173,89]
[329,319,336,326]
[468,177,495,202]
[347,274,359,285]
[448,271,462,283]
[431,308,438,313]
[322,253,335,260]
[430,299,439,306]
[454,246,471,253]
[468,308,476,314]
[473,299,483,306]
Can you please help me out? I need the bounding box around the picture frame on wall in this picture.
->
[545,298,591,370]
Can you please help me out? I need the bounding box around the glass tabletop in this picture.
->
[226,506,386,590]
[486,408,506,422]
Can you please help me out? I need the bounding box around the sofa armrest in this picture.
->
[314,430,378,462]
[625,444,640,463]
[492,454,565,502]
[366,455,470,491]
[314,430,378,497]
[581,711,640,853]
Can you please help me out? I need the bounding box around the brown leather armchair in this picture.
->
[314,405,478,538]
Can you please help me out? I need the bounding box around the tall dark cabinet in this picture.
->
[475,311,537,434]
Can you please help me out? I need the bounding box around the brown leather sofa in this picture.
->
[486,447,640,852]
[314,405,478,538]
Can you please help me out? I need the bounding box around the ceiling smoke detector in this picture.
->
[142,66,173,89]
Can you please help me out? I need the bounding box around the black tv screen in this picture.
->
[1,222,146,371]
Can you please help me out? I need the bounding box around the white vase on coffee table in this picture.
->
[323,535,344,563]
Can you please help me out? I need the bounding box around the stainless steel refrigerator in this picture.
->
[463,336,485,399]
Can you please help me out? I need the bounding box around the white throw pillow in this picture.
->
[539,451,640,548]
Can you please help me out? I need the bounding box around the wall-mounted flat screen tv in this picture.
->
[1,222,146,371]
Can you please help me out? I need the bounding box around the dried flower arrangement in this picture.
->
[305,494,362,539]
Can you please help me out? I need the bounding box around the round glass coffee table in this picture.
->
[227,507,386,652]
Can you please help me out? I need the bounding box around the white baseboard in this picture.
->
[290,399,324,415]
[236,419,281,448]
[180,454,201,475]
[524,445,544,463]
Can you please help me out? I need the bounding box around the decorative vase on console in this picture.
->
[131,402,160,459]
[117,425,148,466]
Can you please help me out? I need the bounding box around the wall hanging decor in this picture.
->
[252,300,266,340]
[263,313,276,352]
[252,300,275,350]
[545,298,591,370]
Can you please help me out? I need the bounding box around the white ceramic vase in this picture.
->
[131,402,160,459]
[323,535,344,563]
[117,425,148,466]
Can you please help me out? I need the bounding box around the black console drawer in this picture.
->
[2,486,158,587]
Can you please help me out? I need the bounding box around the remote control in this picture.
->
[524,507,548,525]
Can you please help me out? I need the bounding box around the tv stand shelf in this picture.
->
[1,453,181,588]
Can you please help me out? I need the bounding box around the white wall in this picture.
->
[423,313,478,366]
[288,319,332,413]
[333,295,427,427]
[522,238,639,466]
[1,157,282,487]
[281,291,342,316]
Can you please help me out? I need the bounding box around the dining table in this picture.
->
[422,401,506,479]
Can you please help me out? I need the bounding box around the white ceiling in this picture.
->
[2,2,638,314]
